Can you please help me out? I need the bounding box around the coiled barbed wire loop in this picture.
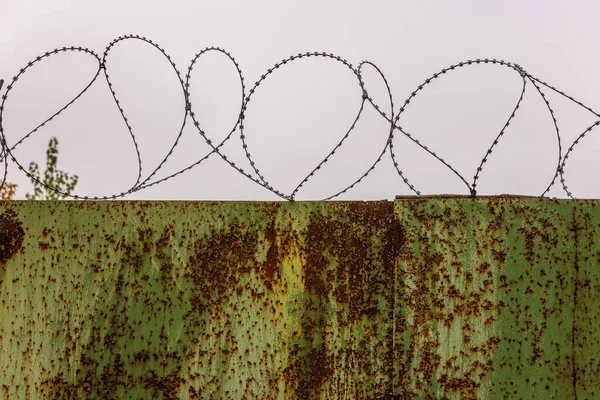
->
[1,35,599,200]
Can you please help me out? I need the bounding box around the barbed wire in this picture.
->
[1,35,598,200]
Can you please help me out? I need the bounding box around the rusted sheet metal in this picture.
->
[0,201,399,399]
[573,201,600,400]
[0,198,598,399]
[394,197,600,399]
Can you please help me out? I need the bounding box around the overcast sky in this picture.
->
[1,0,599,200]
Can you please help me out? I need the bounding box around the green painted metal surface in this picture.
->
[0,198,598,399]
[394,197,600,399]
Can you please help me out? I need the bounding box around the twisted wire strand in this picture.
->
[1,36,598,200]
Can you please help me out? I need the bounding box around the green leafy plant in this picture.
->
[26,137,78,200]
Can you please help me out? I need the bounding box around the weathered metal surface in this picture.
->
[393,197,595,399]
[0,201,401,399]
[573,201,600,399]
[0,198,598,399]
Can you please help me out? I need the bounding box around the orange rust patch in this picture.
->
[263,219,281,286]
[294,346,331,398]
[304,201,406,321]
[294,201,405,395]
[143,368,185,399]
[186,224,259,307]
[0,209,24,266]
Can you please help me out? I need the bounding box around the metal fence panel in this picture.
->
[0,199,598,399]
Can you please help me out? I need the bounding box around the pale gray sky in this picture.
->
[1,0,599,200]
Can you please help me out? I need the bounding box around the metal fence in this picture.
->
[1,198,599,398]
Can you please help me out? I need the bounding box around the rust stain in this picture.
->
[96,354,126,399]
[399,235,442,392]
[186,224,259,313]
[40,353,126,399]
[295,201,406,396]
[143,368,185,399]
[304,201,405,321]
[0,209,25,266]
[155,224,176,286]
[263,219,280,281]
[397,199,512,399]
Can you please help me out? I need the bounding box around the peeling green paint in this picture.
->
[0,198,598,399]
